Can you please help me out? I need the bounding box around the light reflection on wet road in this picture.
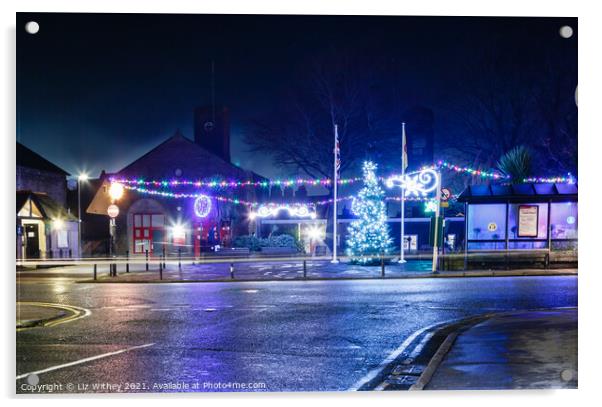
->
[16,275,577,392]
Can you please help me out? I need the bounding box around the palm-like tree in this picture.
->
[497,145,532,183]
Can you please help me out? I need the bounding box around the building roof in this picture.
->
[457,183,578,203]
[16,190,77,221]
[16,142,70,176]
[115,130,264,182]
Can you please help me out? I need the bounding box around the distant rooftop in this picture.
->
[458,183,578,203]
[16,142,70,176]
[16,190,77,221]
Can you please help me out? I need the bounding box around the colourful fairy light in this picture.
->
[523,174,576,184]
[433,160,506,179]
[112,176,363,189]
[123,184,435,209]
[112,160,573,191]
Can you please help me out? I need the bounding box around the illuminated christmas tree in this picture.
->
[346,161,393,264]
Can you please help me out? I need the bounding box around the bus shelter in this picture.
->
[457,183,577,268]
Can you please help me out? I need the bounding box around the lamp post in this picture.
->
[77,173,88,259]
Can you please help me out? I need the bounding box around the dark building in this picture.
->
[16,142,80,259]
[194,106,231,163]
[67,177,112,256]
[88,124,266,257]
[17,142,69,206]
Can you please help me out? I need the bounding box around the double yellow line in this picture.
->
[17,302,91,331]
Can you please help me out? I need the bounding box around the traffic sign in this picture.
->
[441,187,452,202]
[107,204,119,218]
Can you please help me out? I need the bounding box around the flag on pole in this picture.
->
[402,122,408,171]
[334,129,341,178]
[331,124,340,263]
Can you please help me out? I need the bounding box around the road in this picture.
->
[16,274,577,393]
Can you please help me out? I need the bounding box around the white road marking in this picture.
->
[348,318,457,391]
[16,343,155,380]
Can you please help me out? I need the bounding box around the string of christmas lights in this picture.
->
[432,160,507,179]
[522,175,576,184]
[113,160,574,193]
[123,184,435,207]
[122,185,260,207]
[113,176,363,189]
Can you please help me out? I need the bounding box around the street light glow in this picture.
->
[108,182,124,201]
[171,222,186,240]
[52,218,64,230]
[78,173,89,182]
[306,225,324,241]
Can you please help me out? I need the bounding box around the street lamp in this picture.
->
[77,173,89,258]
[305,225,325,256]
[108,182,124,201]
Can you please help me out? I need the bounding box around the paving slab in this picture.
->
[426,308,577,390]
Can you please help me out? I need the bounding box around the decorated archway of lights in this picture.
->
[250,203,318,219]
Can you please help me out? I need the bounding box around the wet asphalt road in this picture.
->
[16,275,577,393]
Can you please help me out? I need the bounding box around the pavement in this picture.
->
[16,274,577,393]
[16,259,576,283]
[17,303,67,329]
[425,308,578,390]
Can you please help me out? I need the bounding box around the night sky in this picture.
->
[16,13,577,179]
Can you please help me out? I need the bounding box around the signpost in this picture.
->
[440,187,452,202]
[431,184,442,273]
[107,204,119,267]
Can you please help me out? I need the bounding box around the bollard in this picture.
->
[145,249,149,271]
[126,250,130,273]
[159,255,163,280]
[230,263,234,280]
[303,260,307,279]
[381,254,385,278]
[178,248,182,270]
[162,247,166,268]
[59,248,63,258]
[114,262,118,277]
[93,264,97,280]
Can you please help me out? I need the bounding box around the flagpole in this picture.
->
[331,124,339,263]
[399,122,407,263]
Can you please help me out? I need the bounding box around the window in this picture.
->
[550,202,578,239]
[133,213,165,254]
[467,204,506,240]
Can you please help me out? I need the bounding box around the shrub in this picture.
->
[233,234,300,252]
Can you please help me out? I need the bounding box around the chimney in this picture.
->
[193,106,231,163]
